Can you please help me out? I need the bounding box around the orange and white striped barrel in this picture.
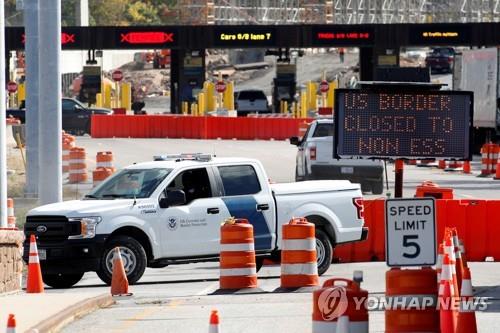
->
[7,198,16,228]
[480,143,498,176]
[93,167,115,187]
[62,138,75,173]
[69,147,88,183]
[385,267,439,333]
[96,151,114,168]
[280,217,319,288]
[219,218,257,290]
[312,278,369,333]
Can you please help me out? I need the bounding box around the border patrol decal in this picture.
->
[141,209,157,215]
[222,196,272,250]
[138,203,156,209]
[167,216,178,231]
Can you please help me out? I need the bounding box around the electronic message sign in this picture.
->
[213,26,276,47]
[408,24,471,45]
[334,89,473,159]
[115,27,178,48]
[312,26,374,46]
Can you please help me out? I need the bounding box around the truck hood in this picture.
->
[271,180,359,195]
[27,199,151,217]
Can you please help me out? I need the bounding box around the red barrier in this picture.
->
[334,199,500,263]
[91,115,311,140]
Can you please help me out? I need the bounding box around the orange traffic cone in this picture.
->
[436,243,444,283]
[456,267,478,333]
[26,235,44,293]
[6,314,16,333]
[452,229,464,292]
[439,280,456,333]
[463,161,471,174]
[110,247,131,296]
[444,235,460,297]
[209,310,220,333]
[438,160,447,169]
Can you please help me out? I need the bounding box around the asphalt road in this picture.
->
[56,136,500,332]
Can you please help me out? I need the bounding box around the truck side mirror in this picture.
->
[289,136,300,146]
[159,190,186,208]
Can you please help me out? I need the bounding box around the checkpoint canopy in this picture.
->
[333,83,474,161]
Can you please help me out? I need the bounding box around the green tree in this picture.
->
[126,1,160,25]
[89,0,129,26]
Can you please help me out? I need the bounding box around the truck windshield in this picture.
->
[85,168,172,199]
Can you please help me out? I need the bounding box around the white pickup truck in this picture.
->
[23,154,368,288]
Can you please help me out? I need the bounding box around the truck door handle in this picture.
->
[207,207,219,214]
[256,204,269,211]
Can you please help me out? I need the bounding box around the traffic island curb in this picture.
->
[26,293,115,333]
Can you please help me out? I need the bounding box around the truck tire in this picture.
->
[372,179,384,195]
[315,229,333,275]
[97,235,147,285]
[361,182,371,193]
[42,272,84,289]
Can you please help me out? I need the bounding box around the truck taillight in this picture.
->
[309,146,317,160]
[353,197,364,220]
[448,56,453,63]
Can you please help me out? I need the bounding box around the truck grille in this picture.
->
[24,215,81,243]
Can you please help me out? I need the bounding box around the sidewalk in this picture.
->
[0,291,113,332]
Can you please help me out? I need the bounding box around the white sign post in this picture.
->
[385,198,436,267]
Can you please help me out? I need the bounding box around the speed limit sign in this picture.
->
[385,198,436,267]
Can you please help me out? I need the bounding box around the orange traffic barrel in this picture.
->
[96,151,114,168]
[69,147,88,183]
[93,167,115,187]
[219,218,257,290]
[385,267,439,333]
[480,143,498,176]
[280,217,319,289]
[415,180,453,199]
[62,138,75,173]
[312,278,368,333]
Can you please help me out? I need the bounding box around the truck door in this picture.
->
[158,167,230,257]
[215,164,276,251]
[296,123,313,178]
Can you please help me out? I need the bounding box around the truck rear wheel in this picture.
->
[315,229,333,275]
[97,235,147,286]
[372,179,384,195]
[42,272,84,289]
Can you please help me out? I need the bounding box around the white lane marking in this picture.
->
[196,282,218,296]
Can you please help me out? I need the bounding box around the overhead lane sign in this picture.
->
[214,26,276,47]
[385,198,436,267]
[312,26,374,46]
[334,89,473,159]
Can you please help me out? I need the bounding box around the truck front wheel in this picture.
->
[42,272,84,289]
[97,235,147,285]
[315,229,333,275]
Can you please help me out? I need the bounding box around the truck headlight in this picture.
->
[69,216,102,239]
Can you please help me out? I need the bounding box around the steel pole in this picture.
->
[0,0,6,227]
[38,0,62,204]
[24,0,40,198]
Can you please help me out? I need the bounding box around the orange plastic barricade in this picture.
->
[280,217,319,289]
[385,267,439,333]
[312,278,368,333]
[69,147,88,183]
[219,218,257,290]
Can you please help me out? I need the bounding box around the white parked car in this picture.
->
[24,154,368,288]
[291,119,385,194]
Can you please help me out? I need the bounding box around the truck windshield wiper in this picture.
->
[101,194,126,198]
[84,194,99,199]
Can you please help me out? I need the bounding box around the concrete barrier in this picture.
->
[0,230,24,293]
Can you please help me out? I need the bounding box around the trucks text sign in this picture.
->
[385,198,436,267]
[334,89,473,159]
